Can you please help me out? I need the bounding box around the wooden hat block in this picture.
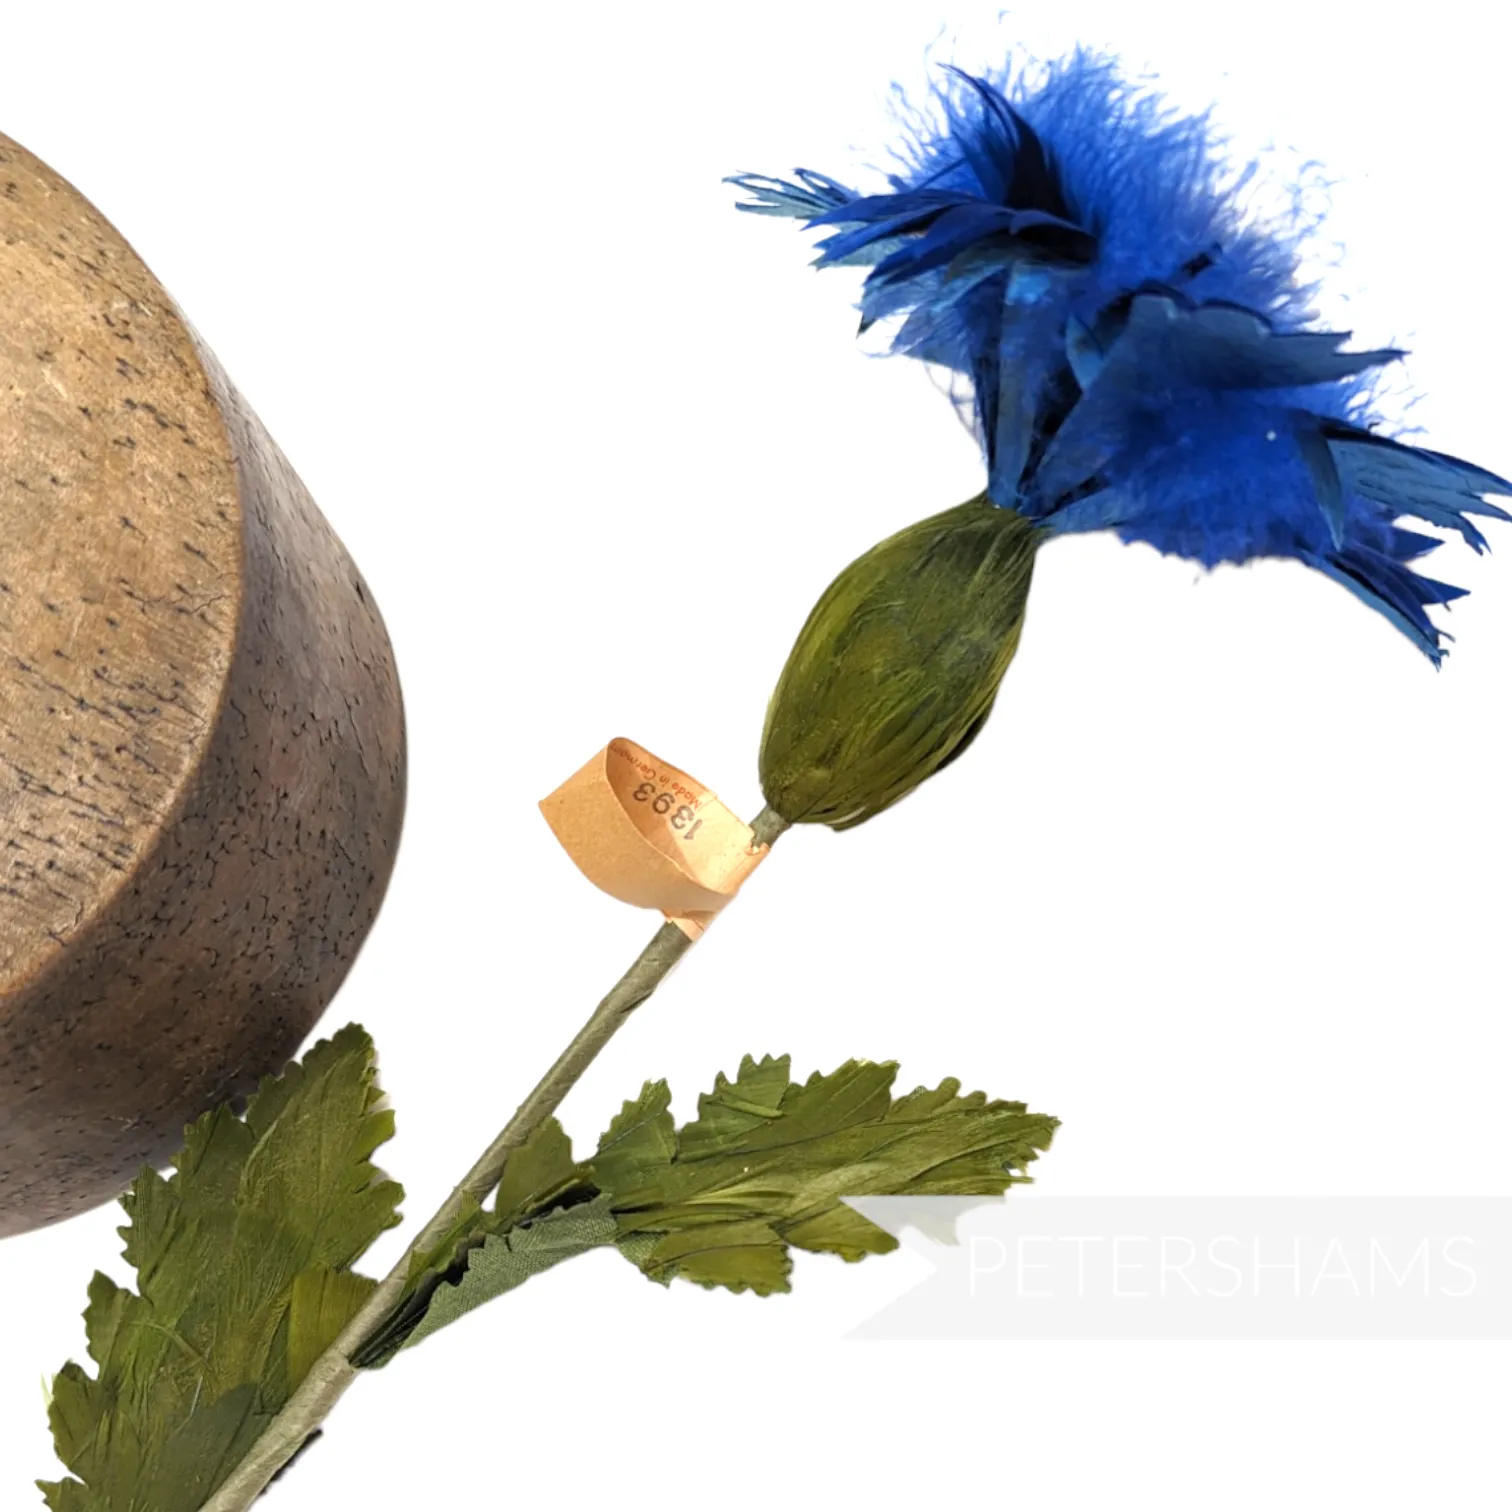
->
[0,132,406,1236]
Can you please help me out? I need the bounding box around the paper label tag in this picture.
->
[539,738,769,938]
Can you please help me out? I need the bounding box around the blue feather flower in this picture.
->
[729,50,1510,663]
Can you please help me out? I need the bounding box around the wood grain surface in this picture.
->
[0,131,406,1236]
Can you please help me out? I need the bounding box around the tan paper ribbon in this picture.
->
[539,738,769,938]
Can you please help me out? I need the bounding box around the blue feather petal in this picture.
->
[731,48,1508,660]
[725,171,855,218]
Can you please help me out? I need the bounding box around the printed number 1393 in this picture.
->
[631,782,703,841]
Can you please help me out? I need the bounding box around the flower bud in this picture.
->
[759,496,1040,828]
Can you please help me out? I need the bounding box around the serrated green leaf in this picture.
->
[239,1025,404,1271]
[491,1117,586,1231]
[673,1054,793,1159]
[592,1080,676,1192]
[145,1385,270,1507]
[593,1056,1057,1289]
[43,1363,109,1487]
[359,1118,596,1370]
[398,1196,619,1352]
[638,1219,792,1295]
[365,1055,1057,1364]
[286,1267,378,1392]
[80,1273,136,1375]
[781,1202,901,1258]
[37,1481,86,1512]
[42,1025,400,1511]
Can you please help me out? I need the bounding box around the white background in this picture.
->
[3,1,1509,1505]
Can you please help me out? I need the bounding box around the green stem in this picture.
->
[199,807,789,1511]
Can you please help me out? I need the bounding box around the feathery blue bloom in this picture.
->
[729,50,1510,662]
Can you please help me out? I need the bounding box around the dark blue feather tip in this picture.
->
[728,50,1510,663]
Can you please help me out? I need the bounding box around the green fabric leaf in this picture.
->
[593,1055,1058,1288]
[398,1197,620,1352]
[40,1025,400,1511]
[387,1055,1057,1351]
[491,1117,586,1231]
[238,1027,404,1271]
[145,1385,270,1508]
[286,1267,378,1393]
[638,1219,793,1296]
[359,1117,596,1369]
[38,1481,89,1512]
[591,1080,676,1193]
